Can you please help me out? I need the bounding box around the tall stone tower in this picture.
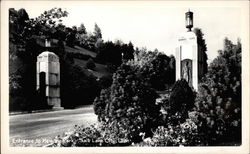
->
[175,10,205,91]
[36,39,63,110]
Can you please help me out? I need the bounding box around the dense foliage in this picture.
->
[193,28,208,77]
[194,38,241,145]
[66,26,77,47]
[128,48,175,90]
[139,119,200,146]
[51,35,241,147]
[94,63,161,142]
[95,41,135,67]
[169,79,196,120]
[137,80,199,146]
[98,75,113,89]
[152,38,241,146]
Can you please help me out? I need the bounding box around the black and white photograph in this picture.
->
[1,0,249,153]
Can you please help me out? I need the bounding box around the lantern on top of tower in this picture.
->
[185,10,193,31]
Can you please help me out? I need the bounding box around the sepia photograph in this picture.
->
[1,0,249,153]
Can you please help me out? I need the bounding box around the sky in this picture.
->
[10,1,246,63]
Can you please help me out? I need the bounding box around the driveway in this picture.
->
[9,105,97,147]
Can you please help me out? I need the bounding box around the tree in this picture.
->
[76,32,97,51]
[93,23,102,40]
[96,41,122,67]
[17,9,29,32]
[194,38,241,145]
[54,23,67,41]
[66,26,77,47]
[95,39,135,69]
[129,48,175,90]
[121,41,134,61]
[9,8,35,111]
[95,38,104,50]
[193,28,208,77]
[25,8,68,39]
[77,23,86,34]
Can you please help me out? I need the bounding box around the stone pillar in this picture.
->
[37,51,63,110]
[176,31,198,91]
[175,46,181,81]
[192,45,198,91]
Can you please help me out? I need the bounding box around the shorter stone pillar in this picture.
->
[37,51,63,110]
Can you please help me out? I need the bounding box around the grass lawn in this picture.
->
[74,58,110,78]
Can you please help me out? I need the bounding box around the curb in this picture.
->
[9,109,55,116]
[9,105,93,116]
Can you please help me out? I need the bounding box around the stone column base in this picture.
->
[52,106,64,111]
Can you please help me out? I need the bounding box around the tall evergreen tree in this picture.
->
[193,28,208,78]
[93,23,102,40]
[77,23,86,34]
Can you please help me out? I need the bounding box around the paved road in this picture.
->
[9,105,97,146]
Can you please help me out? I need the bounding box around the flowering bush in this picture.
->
[52,121,131,147]
[138,119,201,146]
[52,124,102,147]
[99,119,131,146]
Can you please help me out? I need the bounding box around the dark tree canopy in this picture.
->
[66,26,77,47]
[96,40,135,68]
[193,28,208,77]
[129,48,175,90]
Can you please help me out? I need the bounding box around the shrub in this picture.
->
[106,63,117,73]
[93,63,161,142]
[86,58,96,70]
[137,119,201,146]
[99,120,131,146]
[52,122,131,147]
[98,75,113,89]
[169,79,196,122]
[93,88,111,122]
[194,38,241,145]
[52,124,102,147]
